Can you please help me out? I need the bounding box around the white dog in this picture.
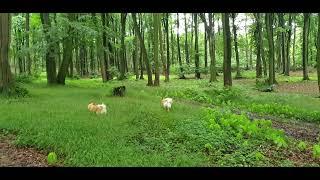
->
[88,102,107,114]
[161,98,173,112]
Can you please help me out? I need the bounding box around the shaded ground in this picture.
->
[0,134,48,167]
[246,112,320,142]
[276,81,319,96]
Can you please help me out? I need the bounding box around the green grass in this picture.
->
[0,71,319,166]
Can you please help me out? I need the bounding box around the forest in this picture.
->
[0,13,320,167]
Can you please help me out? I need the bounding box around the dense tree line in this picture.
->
[1,13,320,95]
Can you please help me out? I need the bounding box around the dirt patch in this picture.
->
[0,134,48,167]
[244,112,320,143]
[275,81,319,96]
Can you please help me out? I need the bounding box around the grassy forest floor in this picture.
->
[0,70,320,167]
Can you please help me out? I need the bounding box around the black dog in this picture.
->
[113,86,126,97]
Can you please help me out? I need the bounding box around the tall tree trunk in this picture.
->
[176,13,185,79]
[302,13,310,80]
[119,13,127,80]
[245,14,249,70]
[133,28,139,80]
[0,13,13,94]
[139,14,144,80]
[200,13,217,82]
[194,13,200,79]
[57,13,74,85]
[159,14,166,77]
[25,13,31,75]
[232,13,242,78]
[170,21,175,65]
[222,13,232,87]
[165,13,170,82]
[153,13,160,86]
[285,14,293,76]
[40,13,57,84]
[132,13,153,86]
[316,13,320,95]
[204,29,208,69]
[279,13,287,75]
[184,13,189,65]
[292,14,296,71]
[254,13,263,78]
[101,13,111,81]
[266,13,276,85]
[260,20,267,77]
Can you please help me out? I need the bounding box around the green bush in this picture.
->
[297,141,307,152]
[312,144,320,159]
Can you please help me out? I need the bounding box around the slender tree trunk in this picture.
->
[159,14,166,77]
[232,13,241,78]
[204,30,208,69]
[222,13,232,87]
[133,28,139,80]
[25,13,31,75]
[200,13,217,82]
[132,13,153,86]
[254,13,263,78]
[292,15,296,71]
[40,13,57,84]
[285,14,293,76]
[261,21,267,77]
[153,13,160,86]
[119,13,127,80]
[57,13,75,85]
[302,13,310,80]
[176,13,185,79]
[194,14,200,79]
[245,14,249,70]
[279,13,287,75]
[0,13,13,94]
[184,13,189,65]
[266,13,276,85]
[170,21,175,66]
[165,13,170,82]
[139,14,144,80]
[316,13,320,95]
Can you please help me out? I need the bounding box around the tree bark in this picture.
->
[119,13,127,80]
[222,13,232,87]
[40,13,57,84]
[132,13,153,86]
[232,13,241,78]
[285,14,293,76]
[25,13,31,75]
[164,13,170,82]
[194,14,200,79]
[184,13,189,65]
[176,13,185,79]
[316,13,320,95]
[302,13,310,80]
[153,13,160,86]
[57,13,74,85]
[254,13,263,78]
[266,13,276,85]
[0,13,13,93]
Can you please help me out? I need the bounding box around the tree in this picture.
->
[184,13,189,65]
[222,13,232,87]
[176,13,185,79]
[132,13,153,86]
[40,13,57,84]
[200,13,217,82]
[164,13,170,82]
[279,13,287,75]
[254,13,263,78]
[285,14,293,76]
[232,13,242,79]
[194,13,200,79]
[0,13,13,94]
[266,13,276,85]
[25,13,31,75]
[57,13,75,85]
[302,13,310,80]
[153,13,160,86]
[292,14,297,71]
[119,13,127,80]
[316,13,320,95]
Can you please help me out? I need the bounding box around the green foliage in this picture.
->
[297,141,307,152]
[15,74,34,84]
[312,145,320,159]
[47,152,58,165]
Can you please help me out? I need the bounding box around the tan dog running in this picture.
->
[161,98,173,112]
[88,102,107,114]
